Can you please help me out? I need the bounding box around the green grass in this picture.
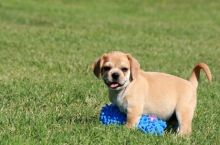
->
[0,0,220,144]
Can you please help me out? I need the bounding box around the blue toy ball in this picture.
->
[99,104,167,135]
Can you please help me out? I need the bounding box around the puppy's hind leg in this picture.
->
[176,96,196,136]
[176,109,193,136]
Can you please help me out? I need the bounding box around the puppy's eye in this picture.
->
[121,67,128,72]
[103,66,111,71]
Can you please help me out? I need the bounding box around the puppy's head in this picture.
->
[92,51,140,90]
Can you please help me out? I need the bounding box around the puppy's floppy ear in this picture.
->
[92,54,106,78]
[127,53,140,80]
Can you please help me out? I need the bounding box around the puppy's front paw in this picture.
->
[177,128,192,137]
[125,122,135,129]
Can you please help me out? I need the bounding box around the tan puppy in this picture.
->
[92,51,212,136]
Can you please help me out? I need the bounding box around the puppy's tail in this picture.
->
[189,63,212,88]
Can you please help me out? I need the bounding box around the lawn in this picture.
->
[0,0,220,144]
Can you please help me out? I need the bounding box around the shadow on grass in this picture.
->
[165,113,179,134]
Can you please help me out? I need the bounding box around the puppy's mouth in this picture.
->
[104,81,123,89]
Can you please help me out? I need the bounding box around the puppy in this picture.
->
[92,51,212,136]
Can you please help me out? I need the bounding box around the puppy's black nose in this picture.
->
[112,72,119,80]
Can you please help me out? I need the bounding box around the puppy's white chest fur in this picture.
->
[109,90,127,113]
